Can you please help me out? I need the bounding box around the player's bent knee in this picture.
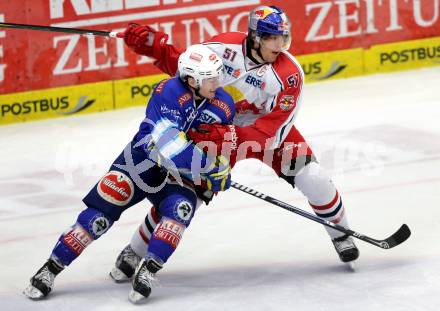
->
[159,195,196,226]
[280,155,317,187]
[293,162,337,203]
[77,207,113,240]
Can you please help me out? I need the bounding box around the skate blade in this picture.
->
[345,260,357,271]
[109,267,130,283]
[23,284,45,300]
[128,289,148,304]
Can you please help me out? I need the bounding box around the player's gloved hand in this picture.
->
[189,124,240,155]
[201,155,231,192]
[117,23,169,58]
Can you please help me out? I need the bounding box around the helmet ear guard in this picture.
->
[178,44,224,88]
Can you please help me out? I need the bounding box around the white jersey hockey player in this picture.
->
[111,5,360,282]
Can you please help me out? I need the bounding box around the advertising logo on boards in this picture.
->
[301,60,347,81]
[0,95,96,119]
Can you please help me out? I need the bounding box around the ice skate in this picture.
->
[332,234,359,267]
[110,244,142,283]
[23,259,64,300]
[128,258,162,304]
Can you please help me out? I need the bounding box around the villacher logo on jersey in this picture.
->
[97,171,134,206]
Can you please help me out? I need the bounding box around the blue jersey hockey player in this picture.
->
[23,44,235,303]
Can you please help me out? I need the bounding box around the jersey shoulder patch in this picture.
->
[209,88,235,122]
[272,52,304,90]
[154,78,172,94]
[205,32,246,45]
[154,77,189,107]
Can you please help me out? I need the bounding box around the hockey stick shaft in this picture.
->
[230,181,410,249]
[0,22,118,37]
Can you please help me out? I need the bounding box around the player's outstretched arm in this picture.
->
[117,23,183,75]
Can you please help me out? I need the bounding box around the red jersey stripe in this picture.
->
[150,206,161,224]
[138,226,150,244]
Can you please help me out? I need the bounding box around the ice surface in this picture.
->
[1,67,439,310]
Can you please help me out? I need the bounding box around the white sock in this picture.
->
[294,162,349,239]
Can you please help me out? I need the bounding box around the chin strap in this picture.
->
[189,85,206,107]
[246,37,265,64]
[194,87,202,99]
[183,78,204,101]
[256,46,266,63]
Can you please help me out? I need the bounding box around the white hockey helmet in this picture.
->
[178,44,224,88]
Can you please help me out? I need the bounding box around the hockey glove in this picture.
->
[189,124,240,156]
[201,155,231,192]
[117,24,169,59]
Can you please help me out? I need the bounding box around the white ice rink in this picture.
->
[1,67,439,311]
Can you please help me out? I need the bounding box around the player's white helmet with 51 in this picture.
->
[178,44,224,88]
[248,6,292,51]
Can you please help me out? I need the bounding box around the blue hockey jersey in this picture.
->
[133,77,235,181]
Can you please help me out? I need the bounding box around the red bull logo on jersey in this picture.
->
[279,95,296,111]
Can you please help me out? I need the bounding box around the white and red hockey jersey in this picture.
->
[152,31,305,150]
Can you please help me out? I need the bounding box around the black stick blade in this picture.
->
[382,224,411,249]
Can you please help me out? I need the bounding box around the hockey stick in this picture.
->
[230,181,411,249]
[0,22,118,37]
